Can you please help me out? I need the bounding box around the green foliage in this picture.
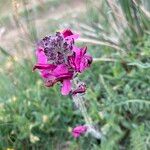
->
[130,125,147,150]
[0,0,150,149]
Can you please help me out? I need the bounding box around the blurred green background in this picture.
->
[0,0,150,149]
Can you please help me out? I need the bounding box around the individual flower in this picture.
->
[68,46,92,73]
[33,29,92,95]
[72,83,86,95]
[72,125,87,138]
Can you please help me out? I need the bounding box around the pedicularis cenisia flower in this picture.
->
[33,29,102,139]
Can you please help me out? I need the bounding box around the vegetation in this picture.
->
[0,0,150,149]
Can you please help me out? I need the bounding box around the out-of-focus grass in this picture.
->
[0,0,150,149]
[0,58,77,149]
[0,0,74,28]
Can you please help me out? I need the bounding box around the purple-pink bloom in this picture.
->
[33,29,92,95]
[69,46,92,73]
[72,125,87,138]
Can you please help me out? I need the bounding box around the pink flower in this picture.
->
[72,83,86,95]
[33,29,92,95]
[68,46,92,73]
[72,125,87,138]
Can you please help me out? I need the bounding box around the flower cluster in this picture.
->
[33,29,92,95]
[33,29,98,139]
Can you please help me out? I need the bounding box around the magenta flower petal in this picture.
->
[79,54,92,72]
[69,47,92,73]
[62,29,79,41]
[62,29,74,37]
[72,125,87,138]
[61,79,72,95]
[36,48,47,64]
[40,69,54,78]
[33,64,56,71]
[33,64,56,79]
[53,64,69,75]
[52,64,73,79]
[65,34,79,41]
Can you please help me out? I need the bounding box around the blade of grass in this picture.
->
[0,46,14,59]
[78,38,126,54]
[93,57,116,63]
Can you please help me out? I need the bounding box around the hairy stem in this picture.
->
[72,78,102,139]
